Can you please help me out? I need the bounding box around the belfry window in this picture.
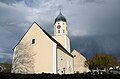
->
[63,30,65,33]
[32,39,35,44]
[58,30,60,33]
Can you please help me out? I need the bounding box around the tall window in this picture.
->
[58,30,60,33]
[61,56,63,61]
[32,39,35,44]
[63,30,65,33]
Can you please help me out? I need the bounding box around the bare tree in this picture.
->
[11,41,36,74]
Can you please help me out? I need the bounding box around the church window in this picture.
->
[63,30,65,33]
[61,56,63,61]
[32,39,35,44]
[58,30,60,33]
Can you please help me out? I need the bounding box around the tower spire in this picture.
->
[53,11,70,52]
[60,9,62,14]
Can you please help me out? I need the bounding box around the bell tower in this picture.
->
[54,11,68,36]
[53,11,70,52]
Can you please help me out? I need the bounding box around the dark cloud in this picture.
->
[67,0,105,4]
[0,0,16,5]
[84,0,98,3]
[83,0,105,3]
[0,0,120,62]
[89,1,120,35]
[70,34,120,59]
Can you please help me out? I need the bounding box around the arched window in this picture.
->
[32,39,35,44]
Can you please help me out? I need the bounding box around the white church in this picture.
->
[11,11,89,74]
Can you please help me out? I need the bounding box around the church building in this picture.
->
[11,11,89,74]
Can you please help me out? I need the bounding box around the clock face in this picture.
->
[57,25,61,29]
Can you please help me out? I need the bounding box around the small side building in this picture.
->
[72,50,90,73]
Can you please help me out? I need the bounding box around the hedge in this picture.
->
[0,73,120,79]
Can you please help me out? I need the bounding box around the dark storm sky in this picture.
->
[0,0,120,62]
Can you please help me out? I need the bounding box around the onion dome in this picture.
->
[55,11,67,23]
